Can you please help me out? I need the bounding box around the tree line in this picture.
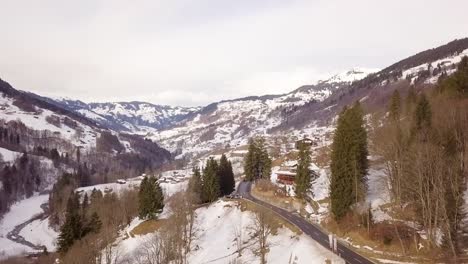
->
[244,137,272,181]
[373,57,468,257]
[189,154,235,203]
[0,152,43,216]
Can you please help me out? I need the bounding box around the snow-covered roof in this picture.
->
[276,170,296,176]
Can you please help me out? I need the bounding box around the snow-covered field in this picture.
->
[0,147,21,163]
[76,173,189,199]
[19,217,58,251]
[0,95,98,150]
[112,200,344,264]
[0,194,54,259]
[402,48,468,84]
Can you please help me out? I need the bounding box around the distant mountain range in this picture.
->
[2,38,468,159]
[36,67,377,134]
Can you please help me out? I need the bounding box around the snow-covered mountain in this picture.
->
[146,68,378,158]
[46,99,200,132]
[147,39,468,159]
[14,39,468,162]
[0,78,171,205]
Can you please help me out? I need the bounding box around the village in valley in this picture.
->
[0,7,468,262]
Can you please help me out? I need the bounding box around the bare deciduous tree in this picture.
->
[249,208,274,264]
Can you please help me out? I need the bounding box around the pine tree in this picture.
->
[150,176,164,216]
[81,193,88,218]
[244,138,257,181]
[243,137,272,181]
[82,212,102,235]
[295,142,312,199]
[202,157,220,202]
[414,94,432,131]
[90,188,103,204]
[255,137,272,179]
[405,85,417,114]
[330,103,368,221]
[88,212,102,233]
[349,102,369,203]
[138,176,164,219]
[389,90,401,121]
[330,108,354,220]
[188,166,203,203]
[138,177,150,219]
[218,154,235,196]
[227,161,235,193]
[57,192,82,252]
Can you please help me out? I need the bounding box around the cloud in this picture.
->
[0,0,467,106]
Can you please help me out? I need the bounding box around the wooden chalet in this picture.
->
[295,137,315,149]
[276,165,297,185]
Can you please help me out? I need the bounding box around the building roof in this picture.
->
[276,170,296,176]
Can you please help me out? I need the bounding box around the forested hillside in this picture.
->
[0,79,171,220]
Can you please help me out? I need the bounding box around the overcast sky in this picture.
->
[1,0,467,106]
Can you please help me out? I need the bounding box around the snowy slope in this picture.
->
[0,95,98,150]
[147,69,376,158]
[51,99,200,132]
[402,48,468,84]
[0,147,21,163]
[114,200,344,264]
[19,217,58,252]
[0,194,49,260]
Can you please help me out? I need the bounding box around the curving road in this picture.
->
[238,181,374,264]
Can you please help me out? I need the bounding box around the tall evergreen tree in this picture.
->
[255,137,271,179]
[227,161,235,192]
[138,176,150,219]
[188,166,203,202]
[330,108,354,220]
[348,102,369,203]
[138,176,164,219]
[149,176,164,215]
[389,90,401,121]
[202,157,220,202]
[57,192,82,252]
[244,138,257,181]
[81,192,89,218]
[330,103,368,221]
[405,85,417,114]
[218,154,235,196]
[414,94,432,131]
[85,212,102,234]
[243,137,272,181]
[90,188,103,204]
[295,143,312,199]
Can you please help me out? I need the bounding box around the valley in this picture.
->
[0,38,468,264]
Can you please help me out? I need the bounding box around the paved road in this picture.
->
[238,181,374,264]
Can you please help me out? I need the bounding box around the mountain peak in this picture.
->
[319,68,380,84]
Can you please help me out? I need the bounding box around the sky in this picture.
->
[0,0,467,107]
